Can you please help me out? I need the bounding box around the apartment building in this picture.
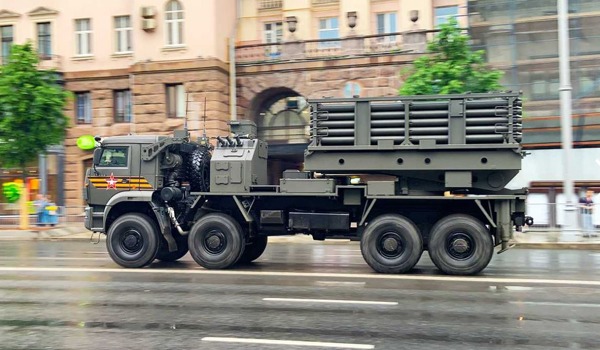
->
[0,0,235,213]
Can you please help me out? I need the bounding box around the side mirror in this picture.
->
[93,148,102,166]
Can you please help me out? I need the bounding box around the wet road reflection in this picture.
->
[0,240,599,349]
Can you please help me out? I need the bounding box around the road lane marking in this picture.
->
[263,297,397,305]
[0,257,109,261]
[201,337,374,349]
[315,281,366,287]
[0,267,600,286]
[509,301,600,308]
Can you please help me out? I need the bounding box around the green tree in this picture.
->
[0,42,70,172]
[399,18,503,95]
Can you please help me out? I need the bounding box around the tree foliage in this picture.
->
[399,18,503,95]
[0,42,70,170]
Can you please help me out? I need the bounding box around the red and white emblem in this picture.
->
[106,173,118,190]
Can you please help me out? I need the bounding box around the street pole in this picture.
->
[558,0,578,235]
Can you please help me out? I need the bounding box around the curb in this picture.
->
[514,242,600,250]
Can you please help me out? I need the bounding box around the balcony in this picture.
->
[38,54,63,71]
[258,0,282,11]
[235,30,436,65]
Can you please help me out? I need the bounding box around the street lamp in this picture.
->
[347,11,357,29]
[286,16,297,33]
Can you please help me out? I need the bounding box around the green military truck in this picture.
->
[84,92,531,275]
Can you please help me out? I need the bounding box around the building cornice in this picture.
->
[0,9,21,20]
[28,6,59,17]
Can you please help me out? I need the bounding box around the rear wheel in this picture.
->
[238,236,268,264]
[188,213,246,269]
[106,214,160,268]
[428,214,493,275]
[156,231,189,262]
[360,214,423,274]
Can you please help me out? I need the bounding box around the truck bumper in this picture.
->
[84,207,92,231]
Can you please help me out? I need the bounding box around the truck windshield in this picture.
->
[98,147,128,167]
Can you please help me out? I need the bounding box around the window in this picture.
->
[0,25,13,62]
[318,17,339,48]
[166,84,185,118]
[98,147,128,167]
[263,22,282,58]
[75,92,92,124]
[165,0,184,46]
[37,22,51,59]
[75,19,92,56]
[114,90,131,123]
[115,16,132,53]
[434,6,459,27]
[376,12,397,42]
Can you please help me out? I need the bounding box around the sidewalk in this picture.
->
[0,223,599,249]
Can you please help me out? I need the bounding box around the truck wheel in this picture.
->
[360,214,423,274]
[188,213,245,269]
[428,214,493,275]
[156,232,189,262]
[106,214,160,268]
[238,236,268,264]
[184,146,211,192]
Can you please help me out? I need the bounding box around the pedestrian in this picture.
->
[579,190,595,237]
[33,194,47,227]
[45,195,58,227]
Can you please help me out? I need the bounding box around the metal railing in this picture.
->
[258,0,282,10]
[235,30,437,64]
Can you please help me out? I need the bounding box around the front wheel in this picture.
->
[428,214,493,275]
[360,214,423,274]
[106,214,160,268]
[188,213,246,269]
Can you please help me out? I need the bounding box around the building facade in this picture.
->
[468,0,600,227]
[0,0,236,215]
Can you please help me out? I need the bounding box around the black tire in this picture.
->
[238,236,268,264]
[156,231,189,262]
[188,213,246,269]
[106,214,160,268]
[360,214,423,274]
[183,146,211,192]
[428,214,493,275]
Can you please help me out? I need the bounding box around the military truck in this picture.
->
[84,92,530,275]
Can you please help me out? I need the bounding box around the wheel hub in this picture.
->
[446,232,474,260]
[451,238,469,253]
[204,230,226,254]
[378,232,404,258]
[121,230,143,253]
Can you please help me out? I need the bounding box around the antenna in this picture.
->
[203,96,207,138]
[199,96,210,148]
[184,90,190,134]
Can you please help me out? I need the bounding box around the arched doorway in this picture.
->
[249,87,310,183]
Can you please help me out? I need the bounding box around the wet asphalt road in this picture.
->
[0,240,599,350]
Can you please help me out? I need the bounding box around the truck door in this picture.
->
[87,145,131,204]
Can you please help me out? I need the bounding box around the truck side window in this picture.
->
[98,147,128,167]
